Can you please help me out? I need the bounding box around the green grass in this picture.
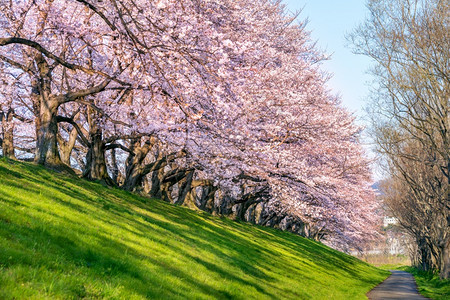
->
[400,267,450,300]
[0,159,389,299]
[377,263,409,271]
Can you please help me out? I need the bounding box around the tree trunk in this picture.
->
[58,126,78,166]
[416,237,433,272]
[214,194,233,216]
[159,166,184,203]
[123,155,170,192]
[1,109,15,158]
[110,147,120,185]
[82,105,112,184]
[122,139,151,192]
[35,99,62,166]
[439,239,450,279]
[150,168,164,198]
[195,184,217,212]
[174,170,194,205]
[122,166,145,191]
[161,181,173,203]
[83,128,111,184]
[32,53,65,167]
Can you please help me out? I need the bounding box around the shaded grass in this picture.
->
[400,267,450,300]
[0,159,389,299]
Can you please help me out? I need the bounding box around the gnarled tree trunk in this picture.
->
[124,149,185,193]
[33,54,63,167]
[1,109,15,158]
[83,107,111,184]
[438,238,450,279]
[173,170,194,205]
[122,138,152,191]
[150,168,164,198]
[83,128,111,184]
[195,184,217,212]
[35,97,62,166]
[58,126,78,166]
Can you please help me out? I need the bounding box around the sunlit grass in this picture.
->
[398,266,450,300]
[0,159,389,299]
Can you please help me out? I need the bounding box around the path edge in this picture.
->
[365,270,392,299]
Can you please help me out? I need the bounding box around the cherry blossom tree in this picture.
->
[0,0,379,250]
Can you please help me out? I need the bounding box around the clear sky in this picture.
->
[282,0,373,120]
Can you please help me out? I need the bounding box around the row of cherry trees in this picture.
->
[0,0,378,250]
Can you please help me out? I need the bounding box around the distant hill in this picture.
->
[0,159,388,299]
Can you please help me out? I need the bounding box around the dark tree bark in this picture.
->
[150,168,164,198]
[159,166,187,203]
[213,194,233,216]
[32,54,63,167]
[122,138,152,191]
[83,107,112,184]
[195,184,217,212]
[440,239,450,279]
[83,129,111,183]
[233,184,270,221]
[0,108,15,158]
[35,100,61,166]
[173,170,194,205]
[123,148,185,192]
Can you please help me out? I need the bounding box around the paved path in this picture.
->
[367,270,428,299]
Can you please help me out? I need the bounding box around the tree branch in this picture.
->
[56,116,89,146]
[105,143,133,153]
[74,0,118,31]
[54,78,111,104]
[0,37,128,85]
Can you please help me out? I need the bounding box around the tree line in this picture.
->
[350,0,449,279]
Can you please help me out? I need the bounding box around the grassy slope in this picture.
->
[0,159,389,299]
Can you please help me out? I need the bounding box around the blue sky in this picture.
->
[283,0,373,120]
[283,0,383,180]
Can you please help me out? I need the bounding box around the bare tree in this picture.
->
[380,139,448,276]
[349,0,449,278]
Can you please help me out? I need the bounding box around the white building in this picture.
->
[383,216,398,227]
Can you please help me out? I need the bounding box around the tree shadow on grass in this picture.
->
[0,215,239,299]
[0,160,384,298]
[1,183,281,298]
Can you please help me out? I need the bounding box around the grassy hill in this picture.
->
[0,159,389,299]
